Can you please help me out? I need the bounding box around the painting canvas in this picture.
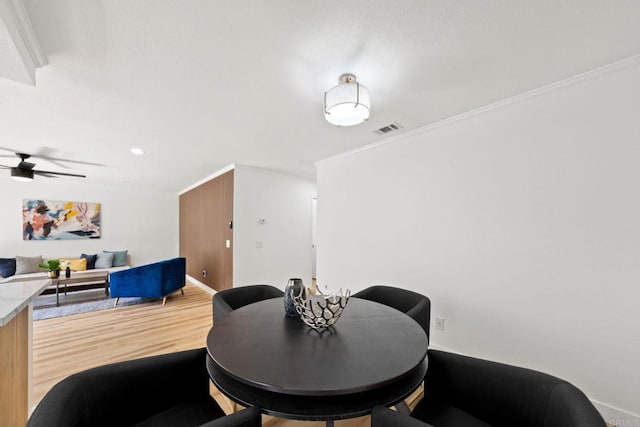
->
[22,199,101,240]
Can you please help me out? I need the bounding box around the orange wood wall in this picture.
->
[179,170,234,291]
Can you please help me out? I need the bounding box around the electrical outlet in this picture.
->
[435,317,445,331]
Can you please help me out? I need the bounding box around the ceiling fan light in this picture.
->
[324,73,370,127]
[10,167,34,182]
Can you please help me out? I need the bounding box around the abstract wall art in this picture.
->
[22,199,101,240]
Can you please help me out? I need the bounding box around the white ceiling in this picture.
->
[1,0,639,192]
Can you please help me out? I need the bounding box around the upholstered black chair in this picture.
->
[371,405,433,427]
[213,284,284,324]
[27,348,262,427]
[371,349,606,427]
[353,285,430,341]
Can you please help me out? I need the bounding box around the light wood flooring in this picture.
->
[33,284,210,399]
[32,283,420,426]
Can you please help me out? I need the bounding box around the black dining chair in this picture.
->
[371,349,606,427]
[213,284,284,324]
[27,347,262,427]
[353,285,431,414]
[353,285,431,341]
[371,405,433,427]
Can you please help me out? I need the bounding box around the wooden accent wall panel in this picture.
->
[222,171,234,289]
[180,184,205,281]
[179,170,234,291]
[0,308,29,427]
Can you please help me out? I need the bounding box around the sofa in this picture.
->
[0,252,130,284]
[109,257,186,305]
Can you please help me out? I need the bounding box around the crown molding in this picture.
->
[178,163,235,195]
[315,54,640,169]
[0,0,47,85]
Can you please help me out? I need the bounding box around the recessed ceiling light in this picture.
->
[130,147,145,155]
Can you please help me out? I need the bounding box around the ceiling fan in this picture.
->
[0,153,87,181]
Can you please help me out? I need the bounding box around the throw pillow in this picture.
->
[95,252,114,269]
[103,250,128,267]
[60,258,88,271]
[81,253,98,270]
[0,258,16,278]
[15,255,43,275]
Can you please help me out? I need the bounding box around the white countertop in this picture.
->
[0,279,51,326]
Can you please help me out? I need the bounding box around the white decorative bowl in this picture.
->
[293,287,350,329]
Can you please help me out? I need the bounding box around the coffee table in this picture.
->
[49,271,110,307]
[206,297,428,425]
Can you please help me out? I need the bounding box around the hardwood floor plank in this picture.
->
[33,283,213,405]
[33,282,421,426]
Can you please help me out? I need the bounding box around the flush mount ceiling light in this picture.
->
[130,147,145,155]
[324,73,370,127]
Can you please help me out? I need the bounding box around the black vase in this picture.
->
[65,266,71,278]
[284,278,304,317]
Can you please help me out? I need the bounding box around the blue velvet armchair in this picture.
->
[110,257,186,305]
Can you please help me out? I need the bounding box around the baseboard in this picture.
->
[592,400,640,427]
[426,342,458,353]
[185,275,215,295]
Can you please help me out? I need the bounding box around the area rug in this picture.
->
[33,296,155,321]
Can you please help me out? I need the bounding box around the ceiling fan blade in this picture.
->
[0,146,104,167]
[35,156,105,167]
[35,147,105,167]
[33,172,59,178]
[39,158,72,169]
[34,170,87,178]
[0,146,19,154]
[0,165,11,169]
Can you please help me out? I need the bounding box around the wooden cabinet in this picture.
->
[179,170,234,291]
[0,280,50,427]
[0,309,28,427]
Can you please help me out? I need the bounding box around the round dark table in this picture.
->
[206,297,428,423]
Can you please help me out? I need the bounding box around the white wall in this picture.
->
[316,59,640,421]
[0,179,178,266]
[233,165,316,290]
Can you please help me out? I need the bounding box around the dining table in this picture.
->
[206,296,428,426]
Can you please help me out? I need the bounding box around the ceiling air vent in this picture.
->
[374,122,403,135]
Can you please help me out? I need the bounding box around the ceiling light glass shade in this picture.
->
[324,73,370,127]
[10,167,34,182]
